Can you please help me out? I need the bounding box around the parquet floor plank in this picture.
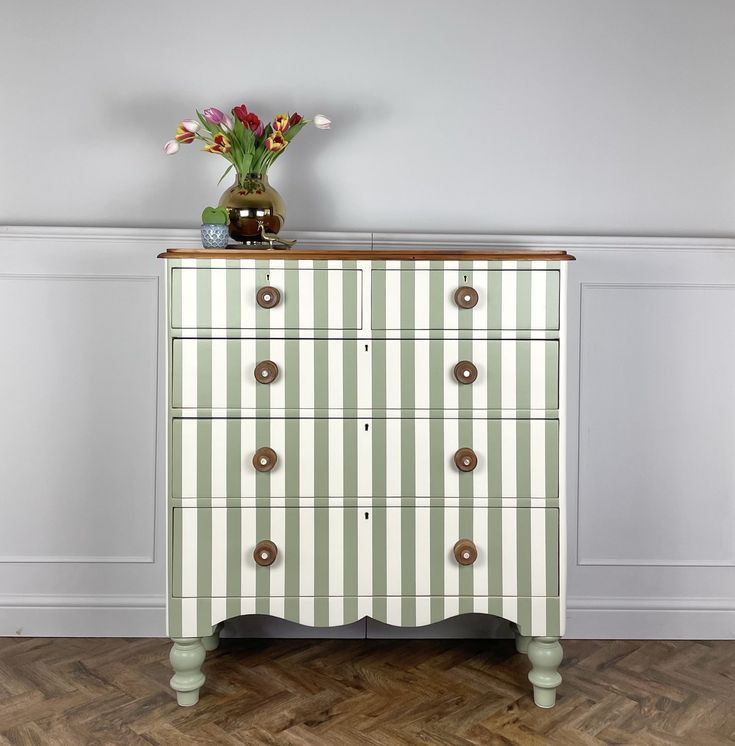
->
[1,637,735,744]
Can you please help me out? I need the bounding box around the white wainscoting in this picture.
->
[1,226,734,639]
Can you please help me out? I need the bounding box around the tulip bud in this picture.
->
[181,119,200,133]
[163,139,179,155]
[221,114,233,131]
[203,107,226,124]
[313,114,331,130]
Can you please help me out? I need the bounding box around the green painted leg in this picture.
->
[511,623,530,655]
[169,637,206,706]
[527,637,563,708]
[201,622,223,652]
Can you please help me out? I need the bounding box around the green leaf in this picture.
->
[201,206,229,224]
[283,120,308,142]
[196,109,219,136]
[217,164,234,185]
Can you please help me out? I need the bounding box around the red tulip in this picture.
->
[244,112,262,133]
[204,133,232,154]
[175,124,195,143]
[233,104,249,124]
[289,112,303,126]
[272,113,289,132]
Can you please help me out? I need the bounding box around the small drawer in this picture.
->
[171,338,559,411]
[371,269,559,331]
[171,418,559,499]
[171,506,559,599]
[171,266,362,330]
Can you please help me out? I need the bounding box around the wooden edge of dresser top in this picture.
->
[157,248,576,261]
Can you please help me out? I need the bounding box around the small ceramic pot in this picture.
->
[201,223,229,248]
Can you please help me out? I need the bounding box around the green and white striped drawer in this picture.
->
[372,268,559,331]
[171,418,559,499]
[171,505,558,601]
[170,264,362,330]
[171,338,559,412]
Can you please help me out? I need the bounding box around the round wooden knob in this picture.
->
[454,286,478,309]
[256,286,281,309]
[453,539,477,566]
[252,447,277,473]
[253,540,278,567]
[453,360,478,384]
[454,447,478,472]
[254,360,279,384]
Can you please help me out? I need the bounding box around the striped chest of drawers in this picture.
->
[160,248,573,708]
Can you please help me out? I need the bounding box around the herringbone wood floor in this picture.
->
[0,637,734,745]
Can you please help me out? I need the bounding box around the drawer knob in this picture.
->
[454,447,478,472]
[254,360,279,384]
[256,286,281,309]
[453,538,478,566]
[453,360,478,384]
[253,539,278,567]
[252,447,277,473]
[454,286,478,309]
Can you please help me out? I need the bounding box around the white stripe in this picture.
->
[179,267,197,328]
[299,597,315,626]
[299,415,315,499]
[328,420,344,499]
[357,501,372,596]
[530,421,546,498]
[386,506,401,596]
[328,339,343,410]
[414,420,431,498]
[530,508,547,597]
[502,596,518,628]
[501,507,517,596]
[386,596,401,625]
[211,508,227,597]
[530,269,547,331]
[269,505,286,596]
[180,422,197,498]
[473,505,489,597]
[443,506,459,596]
[210,261,227,328]
[181,340,198,414]
[327,268,344,334]
[329,596,344,627]
[532,597,547,636]
[328,500,344,596]
[240,419,256,500]
[181,598,198,637]
[181,509,198,596]
[241,505,256,596]
[299,501,315,596]
[443,418,460,498]
[385,420,401,496]
[501,421,517,497]
[211,340,228,409]
[416,596,431,625]
[471,338,488,412]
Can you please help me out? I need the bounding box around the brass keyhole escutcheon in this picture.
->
[454,447,478,472]
[252,447,277,473]
[454,286,478,309]
[453,360,478,385]
[253,539,278,567]
[256,286,281,309]
[254,360,279,384]
[453,538,478,566]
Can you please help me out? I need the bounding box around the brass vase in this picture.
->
[218,173,285,245]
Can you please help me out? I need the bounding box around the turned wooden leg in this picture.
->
[201,622,223,652]
[169,637,206,706]
[527,636,563,708]
[511,623,530,655]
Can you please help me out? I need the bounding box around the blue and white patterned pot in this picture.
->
[200,223,229,248]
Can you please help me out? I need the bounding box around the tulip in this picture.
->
[244,112,262,133]
[163,139,179,155]
[204,133,232,154]
[253,120,264,138]
[181,119,200,133]
[264,131,287,152]
[175,124,195,143]
[313,114,331,130]
[203,107,226,125]
[289,112,303,126]
[221,114,233,131]
[233,104,249,124]
[272,113,289,132]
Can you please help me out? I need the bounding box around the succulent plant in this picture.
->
[201,206,229,225]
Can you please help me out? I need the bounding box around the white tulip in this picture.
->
[181,119,200,133]
[163,139,179,155]
[313,114,331,130]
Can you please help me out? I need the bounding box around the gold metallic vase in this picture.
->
[218,173,285,245]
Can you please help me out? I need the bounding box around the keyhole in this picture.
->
[463,274,467,282]
[364,423,369,431]
[365,344,369,352]
[364,512,369,520]
[266,273,270,281]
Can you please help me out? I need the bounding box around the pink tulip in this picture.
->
[221,114,233,131]
[180,119,200,133]
[163,139,179,155]
[203,107,226,125]
[313,114,331,130]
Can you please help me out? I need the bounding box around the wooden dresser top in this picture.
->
[158,248,575,261]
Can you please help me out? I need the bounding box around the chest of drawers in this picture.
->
[159,248,573,708]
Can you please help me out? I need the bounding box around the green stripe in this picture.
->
[546,509,559,596]
[547,270,560,330]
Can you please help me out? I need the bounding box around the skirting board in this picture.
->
[3,597,735,639]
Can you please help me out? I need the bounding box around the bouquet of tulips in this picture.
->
[164,105,331,186]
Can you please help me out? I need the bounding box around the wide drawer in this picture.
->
[372,269,559,331]
[171,506,559,599]
[170,266,362,330]
[171,338,559,411]
[171,418,559,499]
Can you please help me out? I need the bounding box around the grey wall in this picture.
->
[1,0,734,236]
